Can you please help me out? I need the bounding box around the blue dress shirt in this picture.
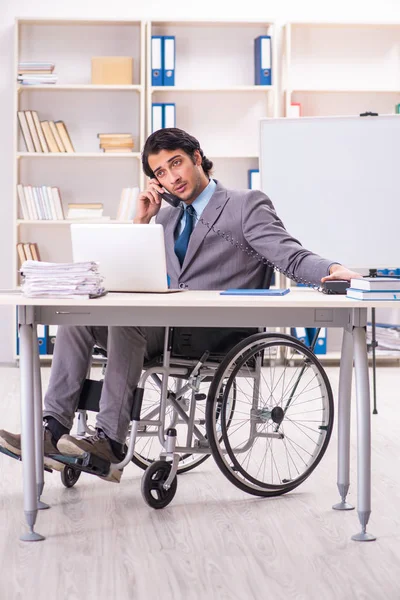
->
[175,178,217,239]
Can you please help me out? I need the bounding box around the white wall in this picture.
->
[1,0,400,362]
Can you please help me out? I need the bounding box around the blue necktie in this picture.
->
[174,205,196,266]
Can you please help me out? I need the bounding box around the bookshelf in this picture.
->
[14,18,146,358]
[283,21,400,117]
[146,20,277,191]
[280,21,400,361]
[14,18,146,267]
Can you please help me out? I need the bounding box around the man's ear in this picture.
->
[193,149,202,166]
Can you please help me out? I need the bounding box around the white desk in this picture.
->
[0,289,392,542]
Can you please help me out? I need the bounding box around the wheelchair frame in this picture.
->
[61,325,334,509]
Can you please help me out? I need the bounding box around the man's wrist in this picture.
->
[328,263,342,275]
[133,216,151,224]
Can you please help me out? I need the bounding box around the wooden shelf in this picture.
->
[17,220,132,226]
[151,85,275,93]
[17,84,143,92]
[17,152,141,159]
[287,88,400,94]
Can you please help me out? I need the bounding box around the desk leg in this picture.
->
[333,328,354,511]
[19,324,44,542]
[351,326,376,542]
[33,329,50,511]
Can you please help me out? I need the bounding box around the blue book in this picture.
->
[220,288,290,296]
[254,36,272,85]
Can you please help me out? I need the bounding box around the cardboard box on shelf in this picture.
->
[91,57,133,85]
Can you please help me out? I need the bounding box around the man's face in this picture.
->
[149,148,206,204]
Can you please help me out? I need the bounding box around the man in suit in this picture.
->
[0,128,360,482]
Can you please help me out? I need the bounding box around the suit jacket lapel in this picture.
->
[180,184,230,274]
[164,205,184,278]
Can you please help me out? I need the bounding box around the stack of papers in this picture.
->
[20,261,106,299]
[367,323,400,353]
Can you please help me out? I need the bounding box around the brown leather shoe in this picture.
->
[57,430,123,483]
[0,428,65,471]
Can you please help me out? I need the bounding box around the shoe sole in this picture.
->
[57,437,122,483]
[0,437,65,472]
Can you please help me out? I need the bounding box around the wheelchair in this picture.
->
[58,322,334,510]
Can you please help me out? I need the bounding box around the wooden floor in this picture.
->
[0,364,400,600]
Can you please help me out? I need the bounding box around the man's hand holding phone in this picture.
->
[134,179,164,224]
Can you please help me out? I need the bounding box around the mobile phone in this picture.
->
[151,178,181,208]
[159,190,180,208]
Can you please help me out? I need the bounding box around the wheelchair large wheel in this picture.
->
[206,332,334,498]
[132,373,236,474]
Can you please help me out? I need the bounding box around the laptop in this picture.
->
[70,223,173,293]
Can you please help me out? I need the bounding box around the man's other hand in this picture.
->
[321,263,362,283]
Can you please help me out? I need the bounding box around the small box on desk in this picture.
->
[91,57,133,85]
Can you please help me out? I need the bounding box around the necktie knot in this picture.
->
[174,205,196,266]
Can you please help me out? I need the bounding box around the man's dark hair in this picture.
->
[142,128,213,178]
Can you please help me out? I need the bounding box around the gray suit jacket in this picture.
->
[156,181,334,290]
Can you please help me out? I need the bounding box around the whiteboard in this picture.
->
[259,115,400,269]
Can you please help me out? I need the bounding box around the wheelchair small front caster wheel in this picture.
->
[141,460,177,509]
[61,465,81,488]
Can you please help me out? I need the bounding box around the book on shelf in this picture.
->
[98,133,134,153]
[49,121,66,152]
[31,111,49,152]
[18,62,55,72]
[116,187,139,220]
[55,121,75,153]
[40,121,59,153]
[97,133,133,139]
[17,111,35,152]
[350,277,400,291]
[17,184,64,221]
[18,74,58,85]
[18,111,75,153]
[67,203,104,219]
[25,110,43,152]
[347,289,400,301]
[16,242,41,266]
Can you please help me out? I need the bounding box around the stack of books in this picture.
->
[67,203,109,221]
[16,242,41,266]
[18,110,74,153]
[116,187,140,221]
[98,133,134,153]
[347,277,400,300]
[17,62,57,85]
[17,184,64,221]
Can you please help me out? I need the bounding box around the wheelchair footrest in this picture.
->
[48,452,111,477]
[0,445,53,473]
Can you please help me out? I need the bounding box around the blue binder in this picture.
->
[254,36,272,85]
[314,328,327,355]
[163,103,176,128]
[152,103,164,133]
[16,321,47,355]
[248,169,260,190]
[163,36,175,85]
[291,327,309,346]
[46,325,58,355]
[151,36,163,86]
